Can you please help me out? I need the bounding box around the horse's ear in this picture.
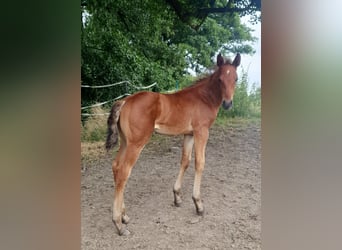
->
[232,53,241,67]
[217,53,224,67]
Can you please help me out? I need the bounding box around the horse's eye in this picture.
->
[235,77,238,82]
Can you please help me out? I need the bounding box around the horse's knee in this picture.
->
[113,166,131,189]
[112,160,120,179]
[181,157,190,169]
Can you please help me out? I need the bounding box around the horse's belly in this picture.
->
[154,123,193,135]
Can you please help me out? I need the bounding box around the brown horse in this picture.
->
[106,53,241,235]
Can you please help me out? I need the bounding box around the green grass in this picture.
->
[81,106,108,142]
[214,115,261,128]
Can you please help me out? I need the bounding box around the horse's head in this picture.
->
[216,53,241,110]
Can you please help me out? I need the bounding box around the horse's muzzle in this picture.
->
[222,100,233,110]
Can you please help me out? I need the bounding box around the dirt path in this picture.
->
[81,121,260,249]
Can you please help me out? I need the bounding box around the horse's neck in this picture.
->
[174,74,223,108]
[197,76,223,109]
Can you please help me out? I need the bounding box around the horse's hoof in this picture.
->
[119,228,130,236]
[122,214,130,224]
[174,200,182,207]
[173,190,182,207]
[196,208,204,216]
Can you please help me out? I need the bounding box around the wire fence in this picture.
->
[81,81,157,89]
[81,81,157,117]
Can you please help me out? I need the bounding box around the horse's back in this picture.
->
[119,91,160,141]
[124,91,160,108]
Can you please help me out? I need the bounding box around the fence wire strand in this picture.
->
[81,81,157,116]
[81,81,156,89]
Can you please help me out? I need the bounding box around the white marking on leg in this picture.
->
[193,165,203,199]
[174,135,194,192]
[192,130,208,214]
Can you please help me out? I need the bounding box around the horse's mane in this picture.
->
[183,75,211,90]
[183,56,233,89]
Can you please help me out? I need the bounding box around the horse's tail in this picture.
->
[105,100,125,151]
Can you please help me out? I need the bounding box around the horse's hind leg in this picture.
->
[112,144,143,236]
[111,138,129,224]
[173,134,194,206]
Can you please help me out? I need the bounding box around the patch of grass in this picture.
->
[81,141,107,162]
[81,106,108,142]
[214,116,261,128]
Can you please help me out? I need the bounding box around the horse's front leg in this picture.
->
[173,134,194,206]
[192,129,209,215]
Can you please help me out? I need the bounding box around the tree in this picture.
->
[166,0,261,30]
[81,0,260,108]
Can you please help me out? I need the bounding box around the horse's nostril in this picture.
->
[222,100,233,110]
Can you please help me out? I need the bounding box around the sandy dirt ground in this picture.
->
[81,120,260,249]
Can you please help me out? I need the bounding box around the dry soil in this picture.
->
[81,120,260,250]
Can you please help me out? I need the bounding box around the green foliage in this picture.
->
[229,69,250,117]
[165,0,261,29]
[82,1,183,107]
[81,0,259,108]
[248,82,261,117]
[178,74,197,89]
